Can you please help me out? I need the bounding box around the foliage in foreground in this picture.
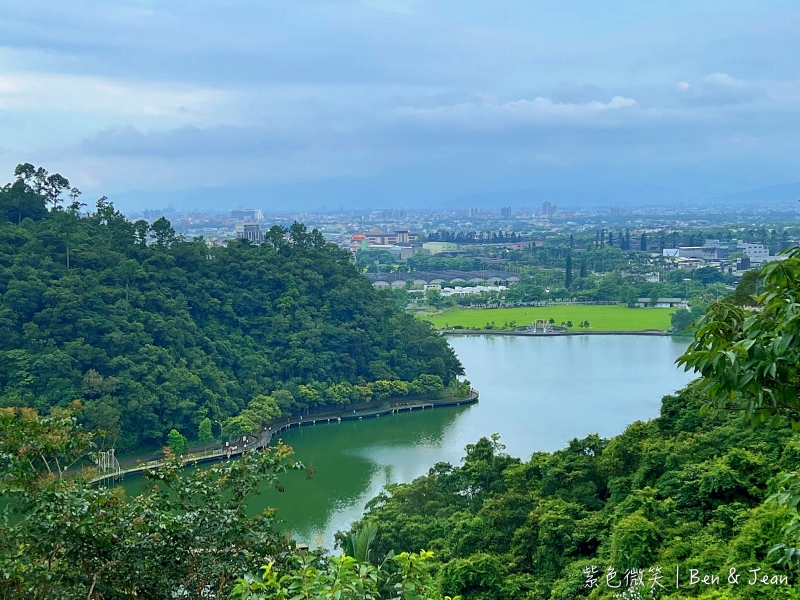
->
[230,551,459,600]
[345,250,800,599]
[343,388,799,599]
[678,247,800,428]
[677,247,800,567]
[0,406,450,600]
[1,406,300,598]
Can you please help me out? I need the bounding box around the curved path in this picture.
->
[92,390,479,484]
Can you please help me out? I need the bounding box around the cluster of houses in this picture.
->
[366,271,520,291]
[349,230,468,258]
[663,239,780,274]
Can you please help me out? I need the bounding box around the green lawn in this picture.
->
[419,305,675,332]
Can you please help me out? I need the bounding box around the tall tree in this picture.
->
[565,254,573,288]
[149,216,176,248]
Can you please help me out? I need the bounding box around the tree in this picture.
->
[678,248,800,426]
[565,254,572,288]
[132,219,150,247]
[640,233,647,251]
[198,417,214,444]
[729,269,760,306]
[223,414,260,441]
[670,308,695,333]
[167,428,188,455]
[0,406,310,599]
[149,216,176,248]
[579,260,588,278]
[693,266,725,285]
[0,162,463,453]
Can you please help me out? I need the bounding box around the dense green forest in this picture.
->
[343,253,800,599]
[343,388,796,599]
[0,165,461,452]
[1,406,453,599]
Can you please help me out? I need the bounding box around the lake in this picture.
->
[123,334,695,549]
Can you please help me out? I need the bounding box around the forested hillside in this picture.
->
[344,388,797,599]
[0,165,461,452]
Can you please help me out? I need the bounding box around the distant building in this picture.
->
[540,202,557,217]
[737,243,769,264]
[362,229,418,245]
[676,240,769,264]
[677,246,716,260]
[736,257,751,271]
[235,221,263,243]
[440,285,508,297]
[635,298,689,308]
[230,209,263,221]
[422,241,463,255]
[375,209,407,220]
[399,246,415,260]
[645,272,660,283]
[501,206,512,218]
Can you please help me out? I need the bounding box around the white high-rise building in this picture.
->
[235,221,263,243]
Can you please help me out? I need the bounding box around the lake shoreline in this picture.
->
[442,329,670,337]
[94,391,480,483]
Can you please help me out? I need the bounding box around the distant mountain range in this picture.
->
[706,183,800,205]
[109,180,800,214]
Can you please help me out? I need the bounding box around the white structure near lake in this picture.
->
[439,285,507,297]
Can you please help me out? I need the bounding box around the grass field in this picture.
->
[420,305,675,332]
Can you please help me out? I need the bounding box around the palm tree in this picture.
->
[344,522,378,562]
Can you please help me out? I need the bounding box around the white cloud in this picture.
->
[0,71,236,125]
[393,95,638,129]
[704,72,747,88]
[677,81,690,91]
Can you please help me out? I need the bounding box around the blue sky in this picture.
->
[1,0,799,210]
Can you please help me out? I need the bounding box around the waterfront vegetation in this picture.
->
[3,166,800,598]
[339,249,800,600]
[0,165,461,454]
[0,406,452,599]
[343,388,796,599]
[420,305,674,332]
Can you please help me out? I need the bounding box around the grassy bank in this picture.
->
[419,304,674,331]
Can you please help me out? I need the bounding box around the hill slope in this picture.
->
[0,168,461,451]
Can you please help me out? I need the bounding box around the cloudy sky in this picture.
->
[1,0,799,210]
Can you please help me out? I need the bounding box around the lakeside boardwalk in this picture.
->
[92,390,479,484]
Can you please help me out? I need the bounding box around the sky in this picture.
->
[1,0,800,211]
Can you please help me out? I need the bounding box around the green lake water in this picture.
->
[122,335,694,550]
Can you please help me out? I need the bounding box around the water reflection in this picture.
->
[120,336,693,549]
[265,335,694,548]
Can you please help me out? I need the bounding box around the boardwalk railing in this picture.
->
[91,389,479,484]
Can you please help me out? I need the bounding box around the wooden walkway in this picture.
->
[92,390,479,484]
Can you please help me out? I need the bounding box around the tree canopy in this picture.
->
[0,164,462,452]
[0,406,452,599]
[343,388,797,599]
[678,249,800,427]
